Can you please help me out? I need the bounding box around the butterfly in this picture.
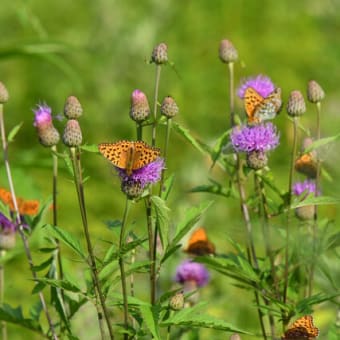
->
[295,153,317,179]
[0,188,39,216]
[281,315,319,340]
[184,227,215,256]
[244,87,282,124]
[98,140,161,175]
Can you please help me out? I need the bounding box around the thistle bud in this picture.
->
[129,90,150,122]
[64,96,83,119]
[121,179,144,199]
[230,334,242,340]
[161,96,179,119]
[307,80,325,103]
[62,119,82,147]
[246,151,268,170]
[169,291,184,311]
[287,90,306,117]
[151,43,168,65]
[38,126,60,147]
[219,39,238,63]
[0,82,9,103]
[295,205,315,221]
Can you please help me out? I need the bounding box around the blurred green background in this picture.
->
[1,0,339,338]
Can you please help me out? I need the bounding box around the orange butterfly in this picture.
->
[281,315,319,340]
[98,140,161,176]
[184,227,215,256]
[295,153,317,179]
[244,87,282,124]
[0,188,39,216]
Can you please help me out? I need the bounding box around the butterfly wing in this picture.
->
[295,153,317,178]
[98,141,132,170]
[185,227,215,256]
[244,87,264,124]
[254,87,282,122]
[131,141,161,170]
[20,200,40,216]
[282,315,319,340]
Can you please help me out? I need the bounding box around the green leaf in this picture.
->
[189,178,230,197]
[161,302,250,334]
[8,122,23,142]
[151,196,170,249]
[291,196,340,208]
[0,304,43,333]
[33,278,83,294]
[32,256,54,272]
[139,305,161,340]
[45,225,86,260]
[80,143,99,153]
[304,133,340,153]
[173,122,206,154]
[161,173,175,200]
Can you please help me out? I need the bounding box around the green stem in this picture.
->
[0,104,58,340]
[136,122,143,141]
[227,62,235,127]
[119,197,131,339]
[308,102,321,297]
[0,250,7,340]
[69,147,114,340]
[283,117,299,307]
[152,65,161,146]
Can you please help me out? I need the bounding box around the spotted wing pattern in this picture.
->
[281,315,319,340]
[185,227,215,256]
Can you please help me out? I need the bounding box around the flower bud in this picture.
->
[169,291,184,311]
[287,90,306,117]
[295,205,315,221]
[0,82,9,103]
[62,119,82,147]
[230,334,242,340]
[129,90,150,122]
[151,43,168,65]
[307,80,325,103]
[246,151,268,170]
[121,179,144,199]
[161,96,179,119]
[0,232,16,250]
[219,39,238,63]
[64,96,83,119]
[38,126,60,147]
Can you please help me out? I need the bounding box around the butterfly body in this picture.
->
[244,87,282,124]
[281,315,319,340]
[185,227,215,256]
[98,140,160,175]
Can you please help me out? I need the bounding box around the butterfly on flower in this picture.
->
[98,140,161,176]
[244,87,282,124]
[281,315,319,340]
[295,153,317,179]
[0,188,39,216]
[184,227,215,256]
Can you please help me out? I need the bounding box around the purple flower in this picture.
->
[292,180,319,197]
[0,212,16,234]
[117,158,164,188]
[33,104,52,129]
[238,75,275,98]
[174,260,210,287]
[230,123,279,153]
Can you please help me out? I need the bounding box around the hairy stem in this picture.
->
[69,147,114,339]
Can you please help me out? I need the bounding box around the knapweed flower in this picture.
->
[237,75,275,99]
[219,39,238,63]
[230,123,279,153]
[118,158,165,199]
[151,42,168,65]
[174,260,210,288]
[0,212,16,250]
[287,90,306,117]
[307,80,325,103]
[292,180,318,221]
[129,90,150,122]
[292,179,318,198]
[33,104,60,147]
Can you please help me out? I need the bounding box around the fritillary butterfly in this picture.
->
[185,227,215,256]
[244,87,282,124]
[281,315,319,340]
[98,140,160,175]
[295,153,317,179]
